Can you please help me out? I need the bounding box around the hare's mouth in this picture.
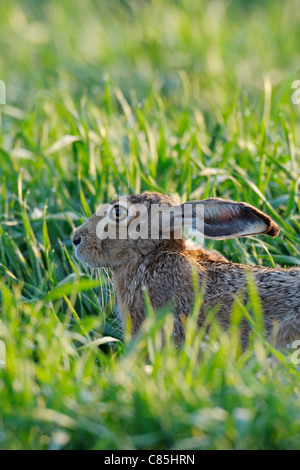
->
[74,244,104,268]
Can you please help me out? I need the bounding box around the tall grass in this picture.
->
[0,0,299,449]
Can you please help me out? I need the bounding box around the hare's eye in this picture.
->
[107,203,128,222]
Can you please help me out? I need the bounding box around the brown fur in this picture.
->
[73,191,300,348]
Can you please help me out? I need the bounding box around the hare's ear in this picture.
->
[179,198,280,240]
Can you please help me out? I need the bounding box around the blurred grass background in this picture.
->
[0,0,299,450]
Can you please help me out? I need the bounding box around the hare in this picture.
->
[73,191,300,348]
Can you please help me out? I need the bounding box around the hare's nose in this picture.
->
[73,234,82,246]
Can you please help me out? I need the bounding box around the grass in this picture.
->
[0,0,300,450]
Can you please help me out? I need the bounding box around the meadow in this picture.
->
[0,0,300,450]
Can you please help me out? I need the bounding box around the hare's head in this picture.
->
[73,192,180,269]
[73,191,279,269]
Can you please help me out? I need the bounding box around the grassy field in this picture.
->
[0,0,300,450]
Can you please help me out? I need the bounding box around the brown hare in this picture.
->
[73,191,300,348]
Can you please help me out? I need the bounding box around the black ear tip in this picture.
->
[246,204,280,238]
[265,221,280,238]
